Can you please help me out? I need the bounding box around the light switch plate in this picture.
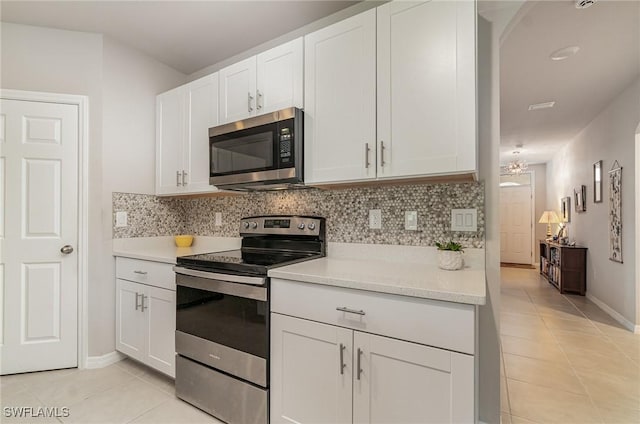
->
[451,208,477,232]
[115,211,128,227]
[215,212,222,226]
[369,209,382,230]
[405,211,418,231]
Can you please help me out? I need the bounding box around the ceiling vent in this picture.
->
[528,101,556,111]
[575,0,596,9]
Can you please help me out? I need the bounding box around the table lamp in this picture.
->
[538,211,561,238]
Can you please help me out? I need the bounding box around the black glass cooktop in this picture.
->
[176,249,322,276]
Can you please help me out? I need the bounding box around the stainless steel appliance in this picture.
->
[174,215,326,424]
[209,108,303,191]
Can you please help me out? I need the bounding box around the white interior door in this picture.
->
[0,98,79,375]
[500,185,533,264]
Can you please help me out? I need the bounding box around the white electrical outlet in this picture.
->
[405,211,418,231]
[215,212,222,226]
[115,211,128,227]
[369,209,382,229]
[451,208,477,232]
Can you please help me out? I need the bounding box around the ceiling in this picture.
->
[500,0,640,165]
[0,0,358,75]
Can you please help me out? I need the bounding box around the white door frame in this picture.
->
[635,123,640,333]
[1,89,89,368]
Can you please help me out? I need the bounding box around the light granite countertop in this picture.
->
[268,243,486,305]
[112,236,241,264]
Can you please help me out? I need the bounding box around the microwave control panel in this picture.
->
[279,127,293,164]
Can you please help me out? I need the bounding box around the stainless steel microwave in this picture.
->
[209,107,303,191]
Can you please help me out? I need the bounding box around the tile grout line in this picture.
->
[528,287,606,424]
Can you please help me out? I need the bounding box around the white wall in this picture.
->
[547,78,640,326]
[1,22,186,356]
[530,163,547,259]
[1,22,106,356]
[477,16,501,424]
[99,38,185,355]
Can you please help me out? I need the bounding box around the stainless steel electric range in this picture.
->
[173,215,326,424]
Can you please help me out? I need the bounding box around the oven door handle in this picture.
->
[173,266,266,286]
[174,267,267,302]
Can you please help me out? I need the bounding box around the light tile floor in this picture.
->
[0,358,221,423]
[2,268,638,423]
[501,267,640,424]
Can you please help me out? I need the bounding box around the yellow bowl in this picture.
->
[174,235,194,247]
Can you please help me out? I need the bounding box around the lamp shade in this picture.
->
[538,211,561,224]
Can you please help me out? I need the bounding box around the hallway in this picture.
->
[500,267,640,423]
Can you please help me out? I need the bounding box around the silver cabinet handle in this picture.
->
[141,295,148,312]
[339,343,346,375]
[336,306,365,316]
[380,140,386,167]
[60,245,74,255]
[182,170,188,186]
[176,170,181,186]
[135,292,141,311]
[357,348,363,380]
[256,89,263,110]
[365,143,371,168]
[133,270,148,275]
[248,92,254,112]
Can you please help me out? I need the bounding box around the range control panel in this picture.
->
[240,216,323,236]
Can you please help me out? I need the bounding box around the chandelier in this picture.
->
[503,151,528,175]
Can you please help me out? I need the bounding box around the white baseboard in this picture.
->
[85,351,125,369]
[586,293,639,333]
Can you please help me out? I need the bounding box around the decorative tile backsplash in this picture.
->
[113,182,485,247]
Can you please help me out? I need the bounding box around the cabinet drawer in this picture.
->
[116,257,175,291]
[271,278,475,355]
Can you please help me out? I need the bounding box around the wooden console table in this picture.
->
[539,241,587,295]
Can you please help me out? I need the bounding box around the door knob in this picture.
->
[60,245,74,254]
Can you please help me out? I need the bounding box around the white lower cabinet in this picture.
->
[115,258,176,378]
[270,279,475,423]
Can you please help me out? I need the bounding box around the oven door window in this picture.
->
[176,286,268,359]
[210,126,277,177]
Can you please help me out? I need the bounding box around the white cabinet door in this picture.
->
[377,0,476,178]
[156,87,184,195]
[304,9,377,184]
[271,313,352,424]
[116,279,146,362]
[256,38,303,114]
[184,73,218,193]
[144,285,176,378]
[353,332,474,424]
[219,56,257,124]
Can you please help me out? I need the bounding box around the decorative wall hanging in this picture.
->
[574,185,587,213]
[609,161,623,263]
[593,160,603,203]
[561,196,571,223]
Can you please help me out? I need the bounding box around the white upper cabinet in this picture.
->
[219,56,257,124]
[185,74,219,192]
[156,73,219,196]
[256,38,303,114]
[156,87,184,195]
[377,0,476,178]
[304,9,377,184]
[305,1,477,185]
[219,38,303,124]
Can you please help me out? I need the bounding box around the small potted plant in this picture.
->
[435,241,465,271]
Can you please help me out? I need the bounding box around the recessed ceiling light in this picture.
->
[528,101,556,111]
[550,46,580,61]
